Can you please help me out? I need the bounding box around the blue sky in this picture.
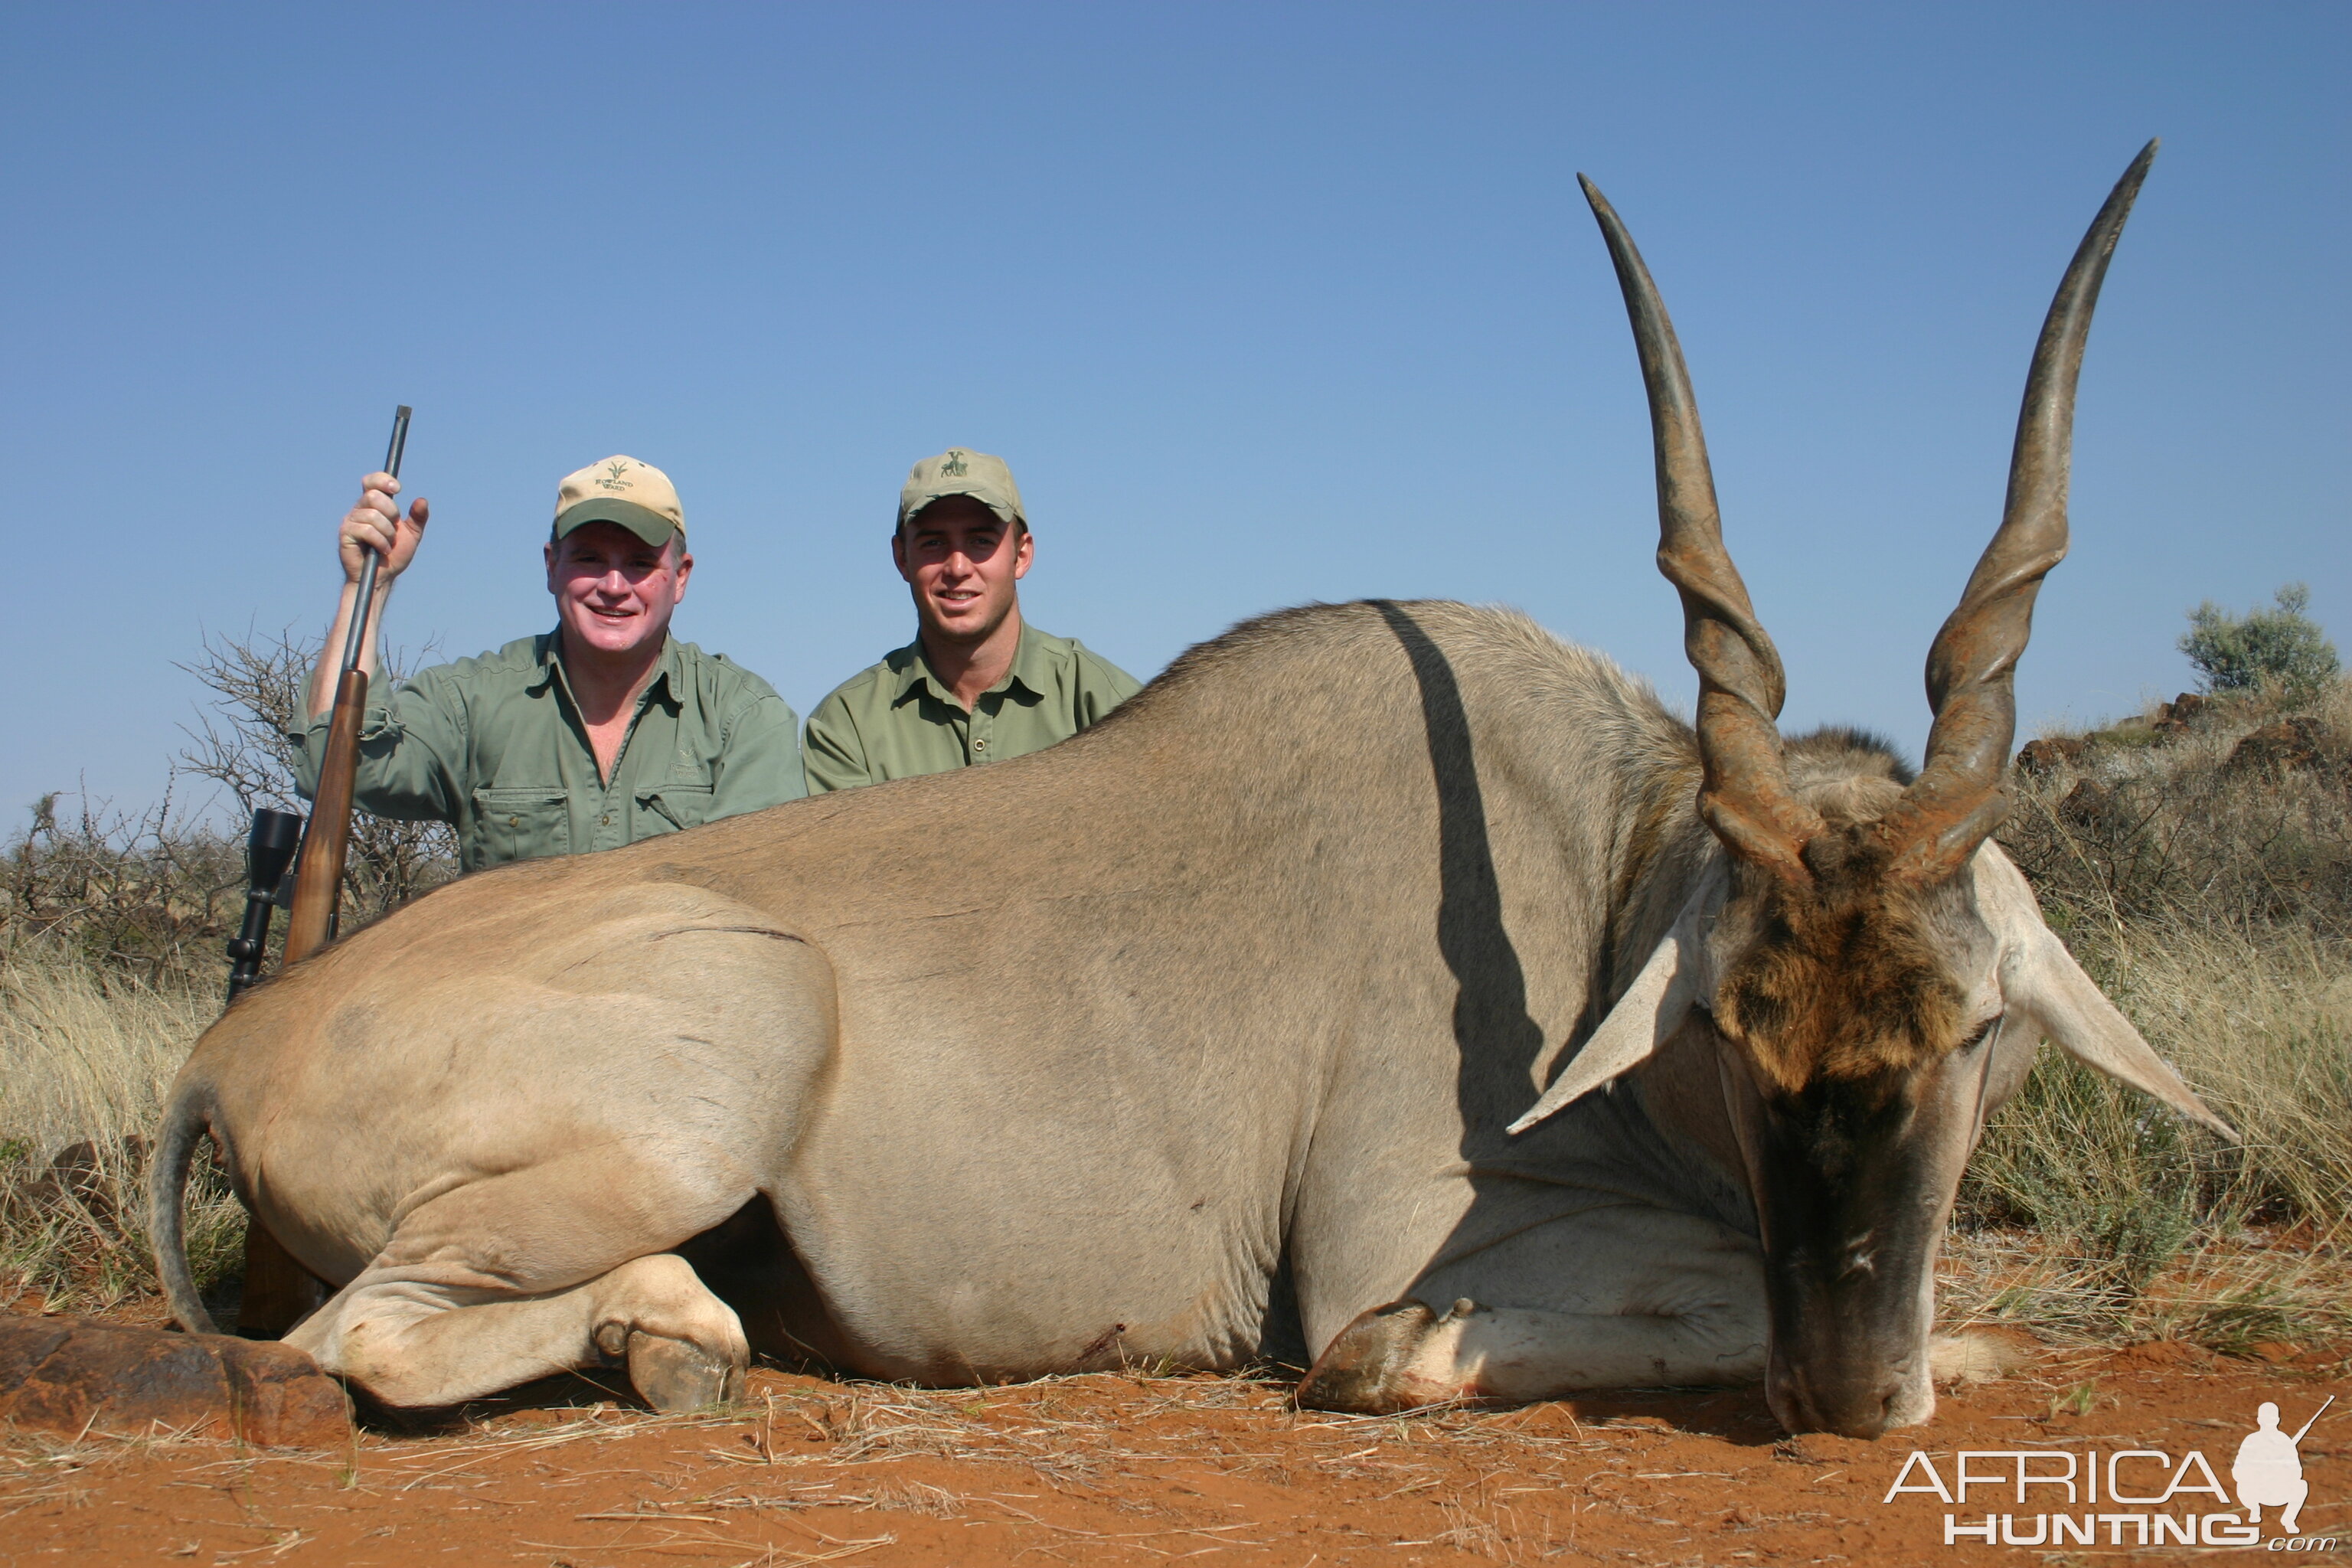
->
[2,4,2344,823]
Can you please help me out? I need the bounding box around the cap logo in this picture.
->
[939,450,969,477]
[598,460,635,492]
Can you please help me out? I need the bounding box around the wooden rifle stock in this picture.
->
[238,404,409,1338]
[281,667,368,960]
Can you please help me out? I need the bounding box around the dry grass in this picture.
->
[693,1366,1614,1554]
[2005,678,2352,936]
[0,936,243,1311]
[1956,678,2352,1349]
[0,1366,1638,1564]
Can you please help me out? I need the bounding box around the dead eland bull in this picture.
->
[154,144,2226,1439]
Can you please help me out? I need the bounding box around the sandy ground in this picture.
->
[2,1333,2344,1566]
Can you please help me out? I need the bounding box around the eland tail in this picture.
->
[148,1081,220,1336]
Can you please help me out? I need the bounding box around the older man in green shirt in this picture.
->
[803,449,1140,793]
[293,454,803,871]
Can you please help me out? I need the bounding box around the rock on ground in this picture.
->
[0,1313,348,1447]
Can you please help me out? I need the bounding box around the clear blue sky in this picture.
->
[3,3,2344,824]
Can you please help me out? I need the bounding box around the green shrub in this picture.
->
[2180,582,2341,700]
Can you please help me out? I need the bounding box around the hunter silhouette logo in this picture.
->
[597,460,635,492]
[939,450,969,477]
[2238,1396,2331,1536]
[1881,1396,2337,1549]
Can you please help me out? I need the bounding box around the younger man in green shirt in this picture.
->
[802,449,1140,793]
[294,455,804,870]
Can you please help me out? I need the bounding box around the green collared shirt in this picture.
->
[291,632,805,871]
[802,624,1141,794]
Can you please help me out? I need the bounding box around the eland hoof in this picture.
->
[626,1330,743,1413]
[1296,1297,1478,1414]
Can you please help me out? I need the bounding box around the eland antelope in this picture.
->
[155,143,2222,1437]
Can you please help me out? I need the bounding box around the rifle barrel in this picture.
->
[338,404,411,676]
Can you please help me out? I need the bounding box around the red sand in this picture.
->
[3,1334,2343,1566]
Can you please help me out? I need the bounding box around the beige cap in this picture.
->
[553,456,684,546]
[899,448,1024,530]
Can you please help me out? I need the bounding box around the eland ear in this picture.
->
[1509,885,1712,1135]
[2005,927,2239,1142]
[1972,852,2238,1142]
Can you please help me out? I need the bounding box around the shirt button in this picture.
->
[602,815,612,825]
[973,738,988,752]
[508,815,520,828]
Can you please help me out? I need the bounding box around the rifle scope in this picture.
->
[225,807,304,1003]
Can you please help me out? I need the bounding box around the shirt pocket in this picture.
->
[635,781,717,835]
[469,786,571,869]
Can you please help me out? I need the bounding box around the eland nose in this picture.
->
[1767,1360,1903,1440]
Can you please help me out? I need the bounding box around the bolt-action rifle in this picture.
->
[282,404,410,962]
[235,405,409,1337]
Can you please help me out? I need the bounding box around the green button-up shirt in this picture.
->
[292,632,805,871]
[802,624,1141,794]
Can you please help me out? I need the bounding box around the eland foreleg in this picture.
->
[1297,1204,1765,1413]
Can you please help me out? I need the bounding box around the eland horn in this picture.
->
[1873,141,2158,883]
[1581,174,1824,884]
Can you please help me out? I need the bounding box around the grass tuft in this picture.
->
[0,937,244,1312]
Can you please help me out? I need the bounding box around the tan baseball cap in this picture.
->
[898,448,1024,531]
[553,456,685,546]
